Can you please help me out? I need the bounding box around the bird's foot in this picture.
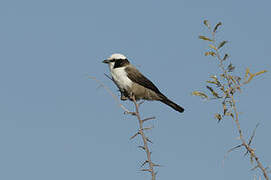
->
[120,94,128,101]
[128,93,136,102]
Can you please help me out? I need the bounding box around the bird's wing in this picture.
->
[125,66,162,95]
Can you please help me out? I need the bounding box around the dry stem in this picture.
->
[131,96,156,180]
[231,97,269,180]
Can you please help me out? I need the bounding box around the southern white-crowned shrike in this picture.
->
[103,53,184,113]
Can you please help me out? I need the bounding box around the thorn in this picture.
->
[124,111,136,116]
[142,116,156,123]
[153,163,161,167]
[248,123,260,146]
[227,144,242,153]
[141,169,152,172]
[146,137,153,144]
[143,126,154,131]
[138,146,145,150]
[130,132,140,140]
[140,160,149,167]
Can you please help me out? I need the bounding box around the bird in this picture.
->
[102,53,184,113]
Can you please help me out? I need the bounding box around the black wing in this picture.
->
[126,66,162,95]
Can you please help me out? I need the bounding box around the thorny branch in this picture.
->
[231,97,269,180]
[196,20,269,180]
[90,75,157,180]
[131,95,156,180]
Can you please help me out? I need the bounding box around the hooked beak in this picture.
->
[102,59,110,64]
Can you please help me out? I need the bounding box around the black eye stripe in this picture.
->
[110,58,128,62]
[113,59,129,68]
[111,58,125,61]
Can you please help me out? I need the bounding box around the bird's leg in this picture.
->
[120,92,128,101]
[119,90,129,101]
[128,92,136,101]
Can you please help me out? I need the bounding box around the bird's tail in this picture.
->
[160,97,184,113]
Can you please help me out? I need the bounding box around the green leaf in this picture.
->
[203,20,210,28]
[223,54,229,61]
[192,91,208,99]
[218,41,228,49]
[206,80,218,85]
[206,86,221,98]
[207,76,221,87]
[210,75,218,81]
[213,22,222,33]
[227,63,235,72]
[209,44,217,50]
[205,51,216,56]
[199,35,213,41]
[215,113,222,122]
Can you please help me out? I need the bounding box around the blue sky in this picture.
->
[0,0,270,179]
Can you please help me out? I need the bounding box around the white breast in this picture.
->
[110,67,133,91]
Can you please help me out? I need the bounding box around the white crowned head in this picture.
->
[107,53,127,60]
[102,53,128,70]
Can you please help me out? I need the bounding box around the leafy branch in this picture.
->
[194,20,269,180]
